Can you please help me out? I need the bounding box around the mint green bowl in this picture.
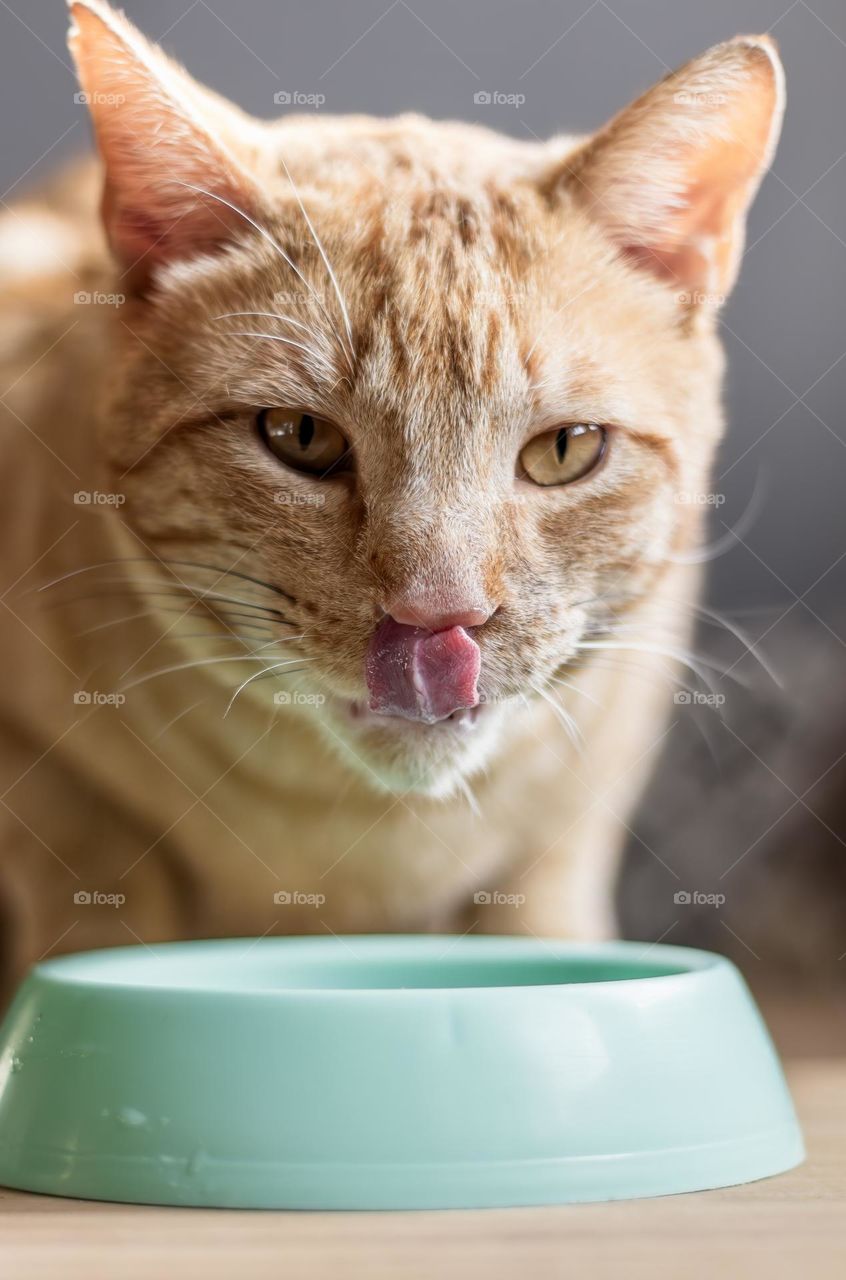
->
[0,936,802,1209]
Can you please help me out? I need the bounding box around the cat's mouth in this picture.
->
[342,698,484,731]
[363,619,482,726]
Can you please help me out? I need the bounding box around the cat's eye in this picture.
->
[519,423,607,487]
[258,408,350,477]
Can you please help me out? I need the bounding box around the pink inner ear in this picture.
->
[563,40,782,300]
[102,178,247,280]
[70,1,262,284]
[366,619,482,725]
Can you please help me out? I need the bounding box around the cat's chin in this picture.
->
[318,694,507,798]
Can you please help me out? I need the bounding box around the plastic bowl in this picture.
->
[0,936,802,1209]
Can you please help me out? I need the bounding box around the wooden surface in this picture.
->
[1,1056,844,1280]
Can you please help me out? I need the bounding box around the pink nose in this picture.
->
[385,598,491,632]
[365,616,483,724]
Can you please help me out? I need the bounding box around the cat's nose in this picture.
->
[383,598,492,632]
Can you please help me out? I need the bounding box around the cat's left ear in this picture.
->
[68,0,267,288]
[545,36,784,305]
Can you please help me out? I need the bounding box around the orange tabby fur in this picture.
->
[0,1,783,998]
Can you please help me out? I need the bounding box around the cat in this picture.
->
[0,0,784,1000]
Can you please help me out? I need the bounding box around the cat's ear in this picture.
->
[68,0,265,287]
[546,36,784,305]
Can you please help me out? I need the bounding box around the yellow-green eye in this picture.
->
[258,409,350,477]
[519,423,607,486]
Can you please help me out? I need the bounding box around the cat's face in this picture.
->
[71,3,783,796]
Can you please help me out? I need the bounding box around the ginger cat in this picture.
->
[0,1,784,998]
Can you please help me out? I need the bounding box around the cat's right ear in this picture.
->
[542,36,784,307]
[68,0,265,288]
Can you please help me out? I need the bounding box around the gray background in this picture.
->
[2,1,844,966]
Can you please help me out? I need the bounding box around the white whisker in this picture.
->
[579,586,779,687]
[173,179,352,372]
[576,639,726,696]
[32,556,293,606]
[224,330,323,361]
[214,310,326,346]
[45,577,291,621]
[454,775,481,818]
[120,648,305,694]
[151,696,208,742]
[76,610,275,639]
[533,682,583,752]
[549,673,602,708]
[278,154,355,365]
[224,658,313,717]
[669,472,765,565]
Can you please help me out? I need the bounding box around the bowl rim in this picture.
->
[27,935,729,999]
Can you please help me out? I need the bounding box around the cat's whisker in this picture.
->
[579,630,755,695]
[173,179,353,373]
[569,654,703,704]
[576,585,779,688]
[549,673,603,708]
[184,632,291,645]
[277,154,355,367]
[224,330,329,368]
[453,775,481,819]
[214,310,327,348]
[532,682,583,754]
[159,634,299,654]
[225,657,315,718]
[668,471,765,566]
[576,656,725,766]
[151,696,209,742]
[44,584,293,624]
[601,611,780,687]
[673,602,781,686]
[75,610,276,640]
[33,556,296,606]
[576,639,724,701]
[120,649,307,695]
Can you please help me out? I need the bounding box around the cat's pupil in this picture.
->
[299,414,315,451]
[555,428,568,463]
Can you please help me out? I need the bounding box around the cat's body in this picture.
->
[0,3,783,997]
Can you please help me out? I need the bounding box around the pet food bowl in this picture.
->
[0,936,803,1209]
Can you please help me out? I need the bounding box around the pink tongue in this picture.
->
[365,618,481,724]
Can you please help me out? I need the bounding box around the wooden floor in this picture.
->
[1,1051,844,1280]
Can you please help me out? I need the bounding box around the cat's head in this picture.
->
[69,1,783,796]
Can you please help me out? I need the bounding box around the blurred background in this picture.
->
[1,0,844,1026]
